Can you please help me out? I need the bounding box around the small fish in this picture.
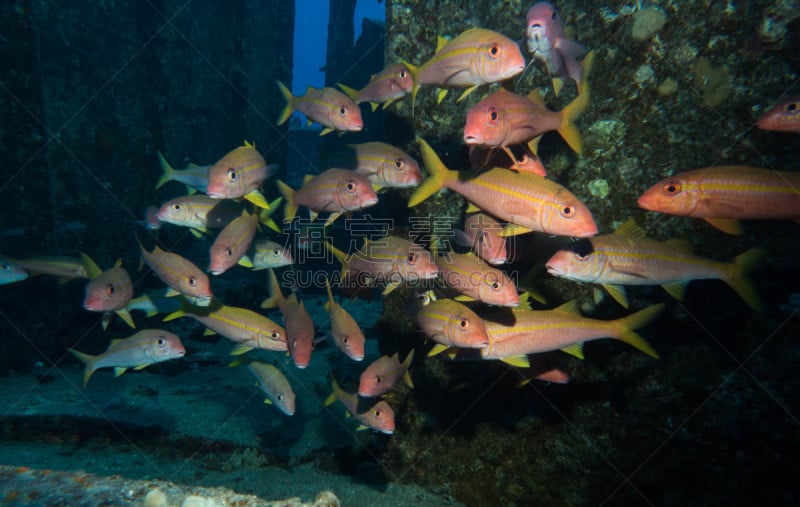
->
[545,219,767,310]
[261,269,316,369]
[637,166,800,235]
[453,212,508,265]
[326,236,439,295]
[338,62,414,111]
[358,350,414,397]
[481,301,663,367]
[81,254,135,329]
[416,298,490,355]
[248,362,296,416]
[68,329,185,386]
[524,2,588,95]
[208,212,259,275]
[341,142,423,190]
[756,94,800,132]
[325,378,395,434]
[411,138,597,238]
[276,81,363,136]
[0,257,28,285]
[468,142,547,176]
[138,239,213,307]
[11,255,90,281]
[463,64,592,155]
[325,278,365,361]
[277,169,379,226]
[156,195,243,236]
[155,151,210,193]
[206,141,275,209]
[405,27,526,106]
[164,299,287,354]
[435,252,519,307]
[126,288,182,317]
[251,239,294,270]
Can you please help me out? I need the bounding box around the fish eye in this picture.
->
[0,263,7,270]
[188,276,197,286]
[400,70,408,78]
[345,180,356,191]
[663,182,680,195]
[394,159,404,169]
[787,103,797,112]
[406,252,417,264]
[561,205,575,217]
[172,203,181,211]
[488,44,499,58]
[459,318,469,329]
[105,284,115,297]
[276,394,283,401]
[271,332,280,339]
[339,106,347,115]
[490,281,501,290]
[375,375,381,384]
[227,167,238,180]
[342,335,349,344]
[488,106,498,122]
[374,408,382,418]
[225,247,233,257]
[272,249,281,256]
[156,337,165,346]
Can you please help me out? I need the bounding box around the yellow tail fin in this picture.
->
[403,60,421,116]
[67,348,98,387]
[276,80,295,126]
[276,180,297,222]
[726,248,767,312]
[155,151,175,190]
[408,138,452,207]
[337,83,359,102]
[614,302,664,358]
[556,50,594,154]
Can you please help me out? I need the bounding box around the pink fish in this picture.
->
[68,329,185,386]
[138,239,213,307]
[756,94,800,132]
[261,269,315,369]
[278,169,379,226]
[405,27,526,106]
[208,212,259,275]
[338,63,414,111]
[468,142,547,176]
[206,141,274,209]
[454,213,508,265]
[346,142,423,190]
[325,278,365,361]
[525,2,588,95]
[416,298,490,353]
[276,81,363,135]
[81,254,135,329]
[325,378,395,434]
[435,252,519,307]
[248,362,296,416]
[358,350,414,397]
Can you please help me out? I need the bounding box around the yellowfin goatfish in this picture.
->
[411,138,597,238]
[156,195,243,237]
[545,219,767,310]
[435,252,519,307]
[248,362,296,416]
[251,240,293,270]
[324,278,365,361]
[638,166,800,235]
[155,150,210,194]
[208,212,259,275]
[68,329,185,386]
[164,299,287,355]
[276,81,363,136]
[11,255,90,281]
[480,301,664,367]
[329,141,423,190]
[80,253,135,329]
[261,269,316,369]
[125,288,182,318]
[325,236,439,295]
[206,141,275,209]
[453,212,508,265]
[358,350,414,397]
[325,377,396,434]
[0,257,28,285]
[338,62,414,111]
[404,27,526,107]
[138,239,213,307]
[277,169,378,227]
[416,298,490,356]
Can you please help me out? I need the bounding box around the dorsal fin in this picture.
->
[613,218,646,238]
[553,300,580,314]
[435,35,449,53]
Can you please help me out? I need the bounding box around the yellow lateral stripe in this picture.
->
[467,177,549,206]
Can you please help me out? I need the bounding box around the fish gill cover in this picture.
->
[0,1,799,506]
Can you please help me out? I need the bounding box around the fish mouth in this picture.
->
[545,262,562,276]
[83,302,103,311]
[381,429,395,435]
[361,196,379,208]
[463,134,483,145]
[176,349,186,357]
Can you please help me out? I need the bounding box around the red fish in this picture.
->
[416,298,490,354]
[435,252,519,307]
[346,142,423,190]
[206,141,274,209]
[454,212,508,265]
[208,212,259,275]
[325,378,395,434]
[276,81,363,135]
[278,169,378,227]
[637,166,800,235]
[468,142,547,176]
[525,2,588,95]
[756,94,800,132]
[261,269,316,369]
[338,63,414,111]
[358,350,414,397]
[138,239,213,307]
[81,254,135,329]
[405,28,526,106]
[325,278,365,361]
